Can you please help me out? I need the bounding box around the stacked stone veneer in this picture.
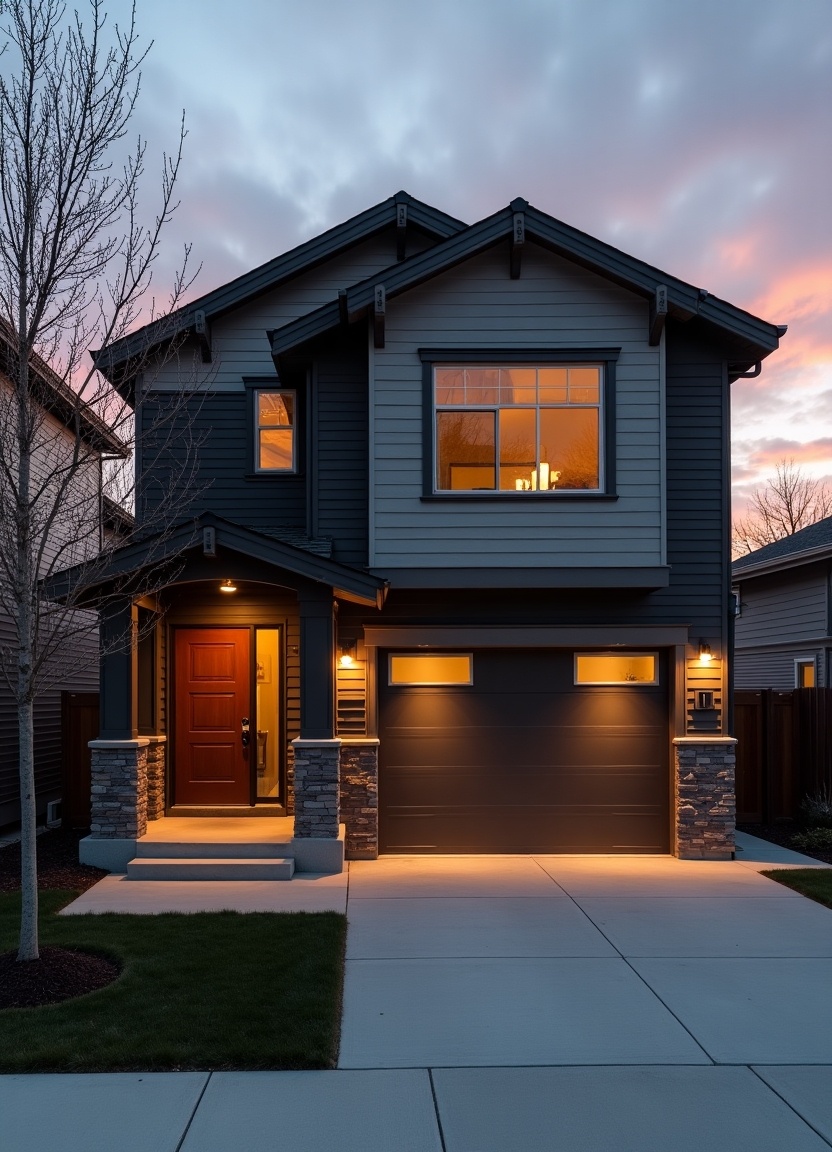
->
[145,737,167,821]
[89,739,149,839]
[340,739,379,859]
[291,739,341,839]
[673,737,736,860]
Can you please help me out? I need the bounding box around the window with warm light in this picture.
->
[575,652,658,685]
[795,658,816,688]
[434,365,602,492]
[255,390,295,472]
[389,653,473,686]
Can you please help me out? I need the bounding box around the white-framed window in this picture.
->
[795,658,816,688]
[254,390,296,472]
[574,652,659,685]
[389,653,474,686]
[433,364,602,492]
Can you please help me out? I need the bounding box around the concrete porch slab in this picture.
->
[338,957,710,1068]
[59,872,348,915]
[180,1071,442,1152]
[346,896,617,958]
[577,895,832,957]
[431,1066,832,1152]
[0,1072,208,1152]
[630,958,832,1063]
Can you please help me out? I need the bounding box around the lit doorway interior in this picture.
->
[255,628,281,801]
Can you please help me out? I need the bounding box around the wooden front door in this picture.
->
[174,628,251,806]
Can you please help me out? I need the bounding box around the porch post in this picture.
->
[292,586,342,868]
[82,597,149,868]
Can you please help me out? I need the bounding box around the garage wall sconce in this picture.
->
[339,640,357,668]
[698,640,713,665]
[220,578,237,593]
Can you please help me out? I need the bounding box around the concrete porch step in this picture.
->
[135,840,293,859]
[125,856,296,881]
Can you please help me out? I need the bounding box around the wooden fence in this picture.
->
[735,688,832,822]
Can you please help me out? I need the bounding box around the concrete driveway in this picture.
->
[6,833,832,1151]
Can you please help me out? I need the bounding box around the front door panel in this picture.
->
[174,628,251,805]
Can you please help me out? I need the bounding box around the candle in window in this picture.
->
[515,478,524,490]
[539,462,550,490]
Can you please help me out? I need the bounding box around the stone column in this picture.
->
[340,738,379,860]
[673,736,737,860]
[88,738,150,839]
[291,738,341,839]
[145,736,167,821]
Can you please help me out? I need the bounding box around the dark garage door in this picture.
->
[378,649,670,854]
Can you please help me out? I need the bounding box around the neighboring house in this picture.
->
[62,191,783,871]
[733,516,832,689]
[0,329,128,829]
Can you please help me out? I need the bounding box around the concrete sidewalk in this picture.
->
[5,833,832,1151]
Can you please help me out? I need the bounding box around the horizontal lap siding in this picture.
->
[146,232,410,392]
[735,646,827,690]
[372,242,662,568]
[140,394,306,533]
[735,567,829,646]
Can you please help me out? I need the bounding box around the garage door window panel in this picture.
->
[575,653,659,685]
[389,653,474,686]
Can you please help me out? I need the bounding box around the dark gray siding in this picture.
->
[735,647,827,690]
[0,608,98,828]
[314,334,369,565]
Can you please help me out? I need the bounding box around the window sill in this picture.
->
[420,492,619,502]
[244,472,303,480]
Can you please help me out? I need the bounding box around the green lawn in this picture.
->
[0,892,346,1072]
[761,868,832,911]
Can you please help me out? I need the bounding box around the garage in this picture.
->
[378,649,670,854]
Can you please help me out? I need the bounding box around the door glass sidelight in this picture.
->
[255,629,281,800]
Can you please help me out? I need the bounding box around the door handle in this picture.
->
[241,717,251,747]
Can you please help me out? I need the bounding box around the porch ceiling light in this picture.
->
[699,640,712,664]
[220,578,237,593]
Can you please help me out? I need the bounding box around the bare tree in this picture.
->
[733,459,832,557]
[0,0,203,962]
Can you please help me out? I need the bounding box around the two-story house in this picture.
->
[64,192,783,873]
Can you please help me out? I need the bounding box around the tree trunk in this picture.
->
[17,697,38,961]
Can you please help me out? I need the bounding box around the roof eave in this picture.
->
[732,542,832,580]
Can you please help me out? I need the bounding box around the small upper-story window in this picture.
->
[795,658,816,688]
[434,365,602,492]
[255,390,295,472]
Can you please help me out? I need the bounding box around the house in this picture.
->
[733,516,832,689]
[59,192,783,871]
[0,327,128,829]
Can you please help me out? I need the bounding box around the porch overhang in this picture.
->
[45,512,388,609]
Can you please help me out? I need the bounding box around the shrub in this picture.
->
[791,827,832,852]
[798,785,832,829]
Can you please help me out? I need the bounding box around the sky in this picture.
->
[106,0,832,509]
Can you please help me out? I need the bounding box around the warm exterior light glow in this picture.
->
[699,641,713,664]
[220,579,237,593]
[339,653,354,667]
[339,641,357,667]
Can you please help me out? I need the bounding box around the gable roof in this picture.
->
[270,197,783,368]
[46,512,388,608]
[0,320,126,455]
[94,192,466,399]
[732,515,832,579]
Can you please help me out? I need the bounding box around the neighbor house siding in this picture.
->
[735,567,828,646]
[370,241,664,568]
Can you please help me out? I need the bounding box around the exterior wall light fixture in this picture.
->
[339,640,357,668]
[699,640,712,664]
[220,578,237,593]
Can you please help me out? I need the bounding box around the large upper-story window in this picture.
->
[255,390,296,472]
[433,364,603,493]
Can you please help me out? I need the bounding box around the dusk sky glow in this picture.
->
[103,0,831,509]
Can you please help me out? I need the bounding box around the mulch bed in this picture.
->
[737,822,832,865]
[0,827,107,894]
[0,945,121,1009]
[0,828,112,1009]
